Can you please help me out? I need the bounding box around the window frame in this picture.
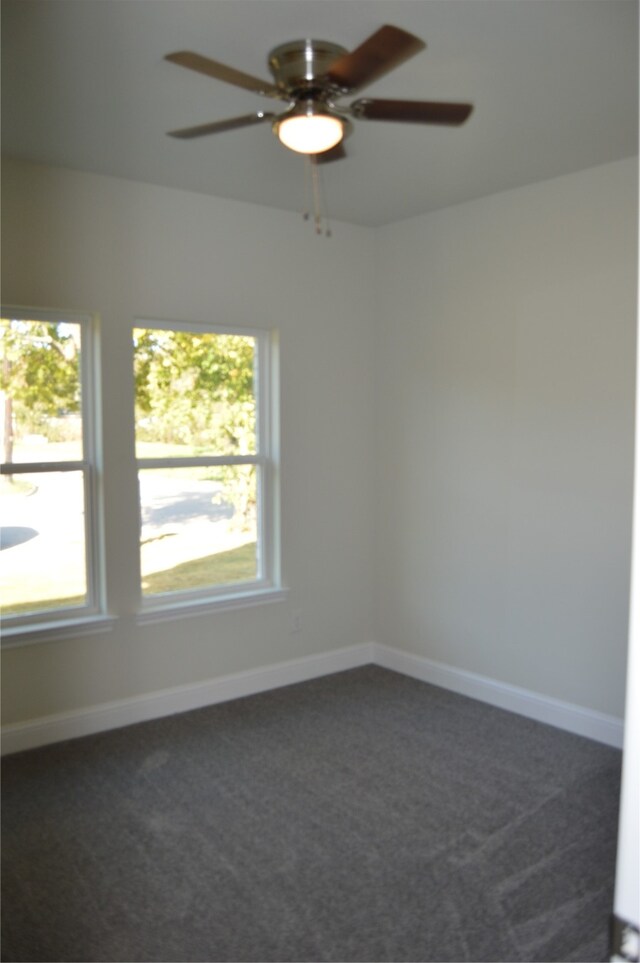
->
[133,318,283,619]
[1,306,109,644]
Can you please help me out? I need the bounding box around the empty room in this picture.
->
[1,1,638,961]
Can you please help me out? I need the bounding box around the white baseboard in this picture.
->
[2,639,624,754]
[0,642,374,756]
[372,643,624,749]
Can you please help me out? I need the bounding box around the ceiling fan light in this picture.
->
[275,110,344,154]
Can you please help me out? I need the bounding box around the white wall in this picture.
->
[374,158,637,718]
[0,158,377,724]
[614,297,640,931]
[1,156,637,730]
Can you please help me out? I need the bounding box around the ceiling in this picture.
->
[2,0,638,227]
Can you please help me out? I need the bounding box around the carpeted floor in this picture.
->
[1,665,621,962]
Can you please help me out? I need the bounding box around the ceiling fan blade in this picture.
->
[168,111,277,139]
[326,25,425,93]
[351,98,473,125]
[165,51,283,99]
[312,143,348,164]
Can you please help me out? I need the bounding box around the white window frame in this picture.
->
[1,307,110,645]
[134,319,283,621]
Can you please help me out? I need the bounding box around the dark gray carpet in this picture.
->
[1,665,621,962]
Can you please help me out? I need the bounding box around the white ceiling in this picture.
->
[2,0,638,227]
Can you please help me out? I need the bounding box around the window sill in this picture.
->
[136,586,289,626]
[1,614,117,649]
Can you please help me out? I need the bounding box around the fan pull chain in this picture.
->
[302,156,332,237]
[302,154,312,224]
[311,156,323,234]
[314,158,333,238]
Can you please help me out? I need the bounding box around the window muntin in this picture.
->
[0,311,102,630]
[133,322,276,608]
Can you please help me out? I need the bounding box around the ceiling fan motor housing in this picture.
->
[268,40,348,97]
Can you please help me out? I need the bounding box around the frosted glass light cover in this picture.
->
[277,114,343,154]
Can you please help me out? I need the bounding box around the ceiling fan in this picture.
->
[165,24,473,162]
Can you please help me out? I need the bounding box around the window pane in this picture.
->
[139,466,258,597]
[1,470,88,615]
[1,318,83,464]
[133,329,257,458]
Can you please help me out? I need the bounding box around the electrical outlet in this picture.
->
[291,609,302,634]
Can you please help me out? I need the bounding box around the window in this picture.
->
[1,309,104,636]
[133,321,280,614]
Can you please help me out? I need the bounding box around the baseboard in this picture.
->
[2,639,624,754]
[372,643,624,749]
[0,642,374,756]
